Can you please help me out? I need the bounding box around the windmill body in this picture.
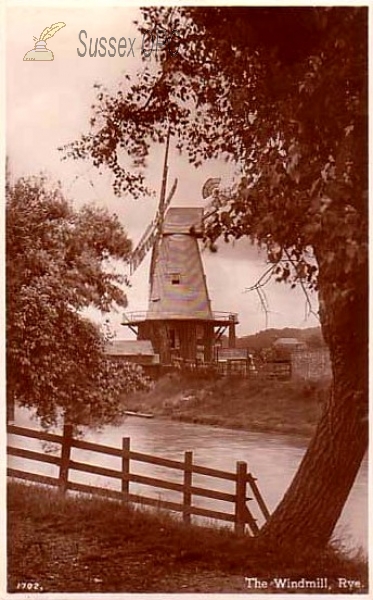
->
[148,207,211,320]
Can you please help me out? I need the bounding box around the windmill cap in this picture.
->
[163,207,203,234]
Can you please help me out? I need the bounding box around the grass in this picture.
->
[124,373,329,437]
[7,481,368,594]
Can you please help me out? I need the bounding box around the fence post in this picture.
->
[7,397,15,424]
[59,423,73,495]
[235,461,247,535]
[121,437,130,502]
[247,474,271,521]
[183,451,193,525]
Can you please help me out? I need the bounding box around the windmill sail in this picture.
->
[130,220,156,275]
[129,128,177,277]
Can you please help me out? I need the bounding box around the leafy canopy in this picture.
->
[64,7,367,306]
[7,176,149,427]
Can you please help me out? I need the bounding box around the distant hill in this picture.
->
[222,327,325,352]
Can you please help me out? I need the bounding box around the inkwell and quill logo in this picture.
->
[23,22,66,61]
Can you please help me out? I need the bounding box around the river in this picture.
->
[9,406,368,555]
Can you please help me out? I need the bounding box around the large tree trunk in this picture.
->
[258,249,368,550]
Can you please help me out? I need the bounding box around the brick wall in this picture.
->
[291,348,332,381]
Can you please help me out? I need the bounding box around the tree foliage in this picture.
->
[7,176,149,427]
[64,6,367,288]
[64,7,367,549]
[63,7,367,327]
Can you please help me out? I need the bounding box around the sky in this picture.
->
[6,3,320,338]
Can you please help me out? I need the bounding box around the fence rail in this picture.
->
[7,423,270,535]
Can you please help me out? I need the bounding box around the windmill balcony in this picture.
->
[122,311,239,326]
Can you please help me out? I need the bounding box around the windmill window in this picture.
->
[170,272,181,285]
[196,325,205,343]
[169,329,180,349]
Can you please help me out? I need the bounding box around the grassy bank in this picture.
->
[124,374,329,437]
[7,481,367,594]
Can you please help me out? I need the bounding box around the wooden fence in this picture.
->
[7,424,270,535]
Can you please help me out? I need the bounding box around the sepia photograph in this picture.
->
[4,1,369,596]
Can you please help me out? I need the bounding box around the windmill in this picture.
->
[123,134,238,366]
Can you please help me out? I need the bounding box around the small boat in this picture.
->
[124,410,154,419]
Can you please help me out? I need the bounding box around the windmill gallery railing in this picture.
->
[7,424,270,535]
[122,311,239,324]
